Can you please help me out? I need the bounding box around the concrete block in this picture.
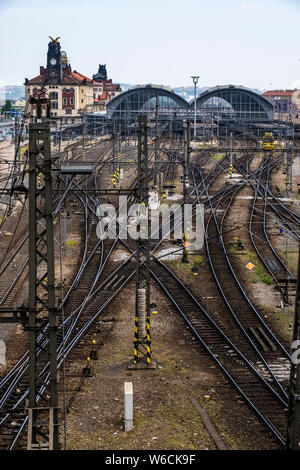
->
[124,381,133,432]
[0,340,6,365]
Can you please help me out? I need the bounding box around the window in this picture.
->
[70,98,74,105]
[81,99,83,103]
[63,98,67,105]
[63,88,67,93]
[70,88,74,93]
[65,108,72,114]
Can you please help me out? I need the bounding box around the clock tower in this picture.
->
[46,37,62,84]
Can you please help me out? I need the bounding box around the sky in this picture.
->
[0,0,299,90]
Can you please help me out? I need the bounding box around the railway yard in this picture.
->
[0,119,299,452]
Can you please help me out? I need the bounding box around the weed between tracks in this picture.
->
[165,255,205,281]
[232,249,273,285]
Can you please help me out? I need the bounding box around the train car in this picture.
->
[261,131,274,151]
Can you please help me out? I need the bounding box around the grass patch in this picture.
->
[66,240,78,246]
[192,255,205,266]
[20,144,28,156]
[247,252,273,285]
[230,242,239,253]
[165,254,205,283]
[213,153,224,160]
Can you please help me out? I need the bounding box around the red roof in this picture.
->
[72,70,93,84]
[27,74,45,85]
[27,68,93,86]
[99,91,109,101]
[93,78,121,91]
[262,90,298,97]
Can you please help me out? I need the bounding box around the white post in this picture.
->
[0,340,6,365]
[124,381,133,431]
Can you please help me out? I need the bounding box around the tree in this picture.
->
[0,100,12,117]
[3,100,12,112]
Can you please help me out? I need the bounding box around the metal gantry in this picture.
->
[27,120,59,450]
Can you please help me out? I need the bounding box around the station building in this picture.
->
[24,38,121,122]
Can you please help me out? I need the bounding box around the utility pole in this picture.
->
[58,118,62,164]
[112,131,116,177]
[82,112,85,160]
[286,143,293,198]
[191,76,199,140]
[131,115,154,368]
[27,102,59,449]
[182,120,190,263]
[14,115,19,154]
[286,243,300,449]
[229,132,233,178]
[154,95,159,188]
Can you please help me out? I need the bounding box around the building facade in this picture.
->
[91,64,122,112]
[262,90,300,117]
[25,38,94,123]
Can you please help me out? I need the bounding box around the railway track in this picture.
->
[248,157,295,297]
[143,153,292,446]
[0,138,297,449]
[150,260,287,446]
[0,135,179,448]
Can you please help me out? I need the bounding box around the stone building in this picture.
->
[262,90,300,117]
[91,64,122,112]
[24,37,94,123]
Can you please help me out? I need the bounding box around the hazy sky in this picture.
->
[0,0,299,90]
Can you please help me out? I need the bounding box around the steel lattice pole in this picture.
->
[133,115,151,366]
[27,121,58,450]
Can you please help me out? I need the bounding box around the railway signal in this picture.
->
[246,262,255,271]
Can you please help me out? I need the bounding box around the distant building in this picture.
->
[262,90,300,117]
[24,37,94,123]
[91,64,122,112]
[11,99,26,114]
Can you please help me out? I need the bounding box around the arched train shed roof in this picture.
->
[106,84,190,117]
[191,85,273,121]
